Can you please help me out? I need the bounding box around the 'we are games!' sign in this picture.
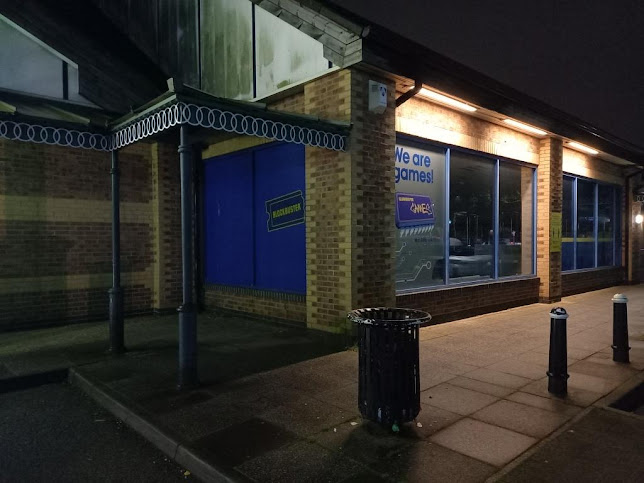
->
[395,193,435,228]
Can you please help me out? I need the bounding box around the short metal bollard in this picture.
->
[612,294,631,363]
[547,307,569,396]
[348,308,431,428]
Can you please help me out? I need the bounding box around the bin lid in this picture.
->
[347,307,432,327]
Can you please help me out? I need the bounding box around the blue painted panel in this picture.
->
[253,143,306,293]
[203,151,254,285]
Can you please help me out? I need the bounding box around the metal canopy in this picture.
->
[0,82,350,152]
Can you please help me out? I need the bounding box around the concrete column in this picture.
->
[536,137,563,302]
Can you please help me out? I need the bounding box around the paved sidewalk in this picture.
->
[3,285,644,481]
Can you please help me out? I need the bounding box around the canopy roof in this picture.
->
[0,82,349,152]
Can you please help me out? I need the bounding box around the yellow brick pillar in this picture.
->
[150,142,182,311]
[536,137,563,302]
[304,69,396,333]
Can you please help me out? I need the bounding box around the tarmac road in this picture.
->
[0,382,194,483]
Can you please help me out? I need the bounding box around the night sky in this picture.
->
[331,0,644,150]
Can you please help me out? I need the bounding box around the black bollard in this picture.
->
[547,307,569,396]
[612,294,630,363]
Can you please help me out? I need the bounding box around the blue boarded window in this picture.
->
[203,143,306,294]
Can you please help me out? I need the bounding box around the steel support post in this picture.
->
[547,307,569,396]
[177,124,198,389]
[109,149,125,354]
[612,294,630,363]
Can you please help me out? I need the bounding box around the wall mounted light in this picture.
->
[567,141,599,155]
[503,119,547,136]
[636,214,643,224]
[419,88,477,112]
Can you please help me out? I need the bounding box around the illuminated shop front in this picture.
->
[394,139,535,293]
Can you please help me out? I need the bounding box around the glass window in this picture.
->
[395,143,446,291]
[576,180,595,269]
[449,152,494,282]
[562,177,575,271]
[598,185,615,266]
[499,164,534,276]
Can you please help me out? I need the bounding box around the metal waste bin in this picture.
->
[348,307,431,426]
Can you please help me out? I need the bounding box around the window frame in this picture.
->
[562,173,622,272]
[395,134,537,294]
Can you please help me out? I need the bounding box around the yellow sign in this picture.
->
[550,212,562,252]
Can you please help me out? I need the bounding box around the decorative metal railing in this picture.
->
[1,101,347,152]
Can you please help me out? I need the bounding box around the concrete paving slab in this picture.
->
[504,392,582,418]
[447,376,516,398]
[421,383,498,415]
[568,359,639,382]
[486,358,549,380]
[463,368,532,389]
[521,378,604,407]
[471,400,570,438]
[380,440,497,483]
[430,418,537,467]
[497,408,644,483]
[234,441,371,483]
[259,393,359,438]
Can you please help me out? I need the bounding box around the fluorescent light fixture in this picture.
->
[419,88,477,112]
[503,119,547,136]
[567,141,599,155]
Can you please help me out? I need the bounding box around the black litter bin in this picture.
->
[348,307,431,426]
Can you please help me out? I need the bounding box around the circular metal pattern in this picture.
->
[1,102,347,152]
[0,120,110,151]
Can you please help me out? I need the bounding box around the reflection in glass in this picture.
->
[449,152,494,281]
[499,164,533,277]
[562,176,574,271]
[576,180,595,269]
[598,185,614,266]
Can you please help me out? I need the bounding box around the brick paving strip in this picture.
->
[2,285,644,482]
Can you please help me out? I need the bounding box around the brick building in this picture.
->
[1,0,643,339]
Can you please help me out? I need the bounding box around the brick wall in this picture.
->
[150,142,182,310]
[303,68,397,333]
[395,95,540,164]
[397,278,540,323]
[204,285,306,324]
[0,139,167,329]
[561,267,625,297]
[536,137,563,302]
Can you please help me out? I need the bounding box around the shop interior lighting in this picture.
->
[419,88,477,112]
[567,141,599,155]
[503,119,547,136]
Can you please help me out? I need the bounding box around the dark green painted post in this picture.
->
[178,124,198,390]
[109,149,125,353]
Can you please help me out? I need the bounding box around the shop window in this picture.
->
[576,180,596,269]
[395,138,535,293]
[562,177,575,271]
[598,184,615,266]
[449,152,494,282]
[203,143,306,294]
[561,174,621,272]
[394,143,446,290]
[499,164,534,277]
